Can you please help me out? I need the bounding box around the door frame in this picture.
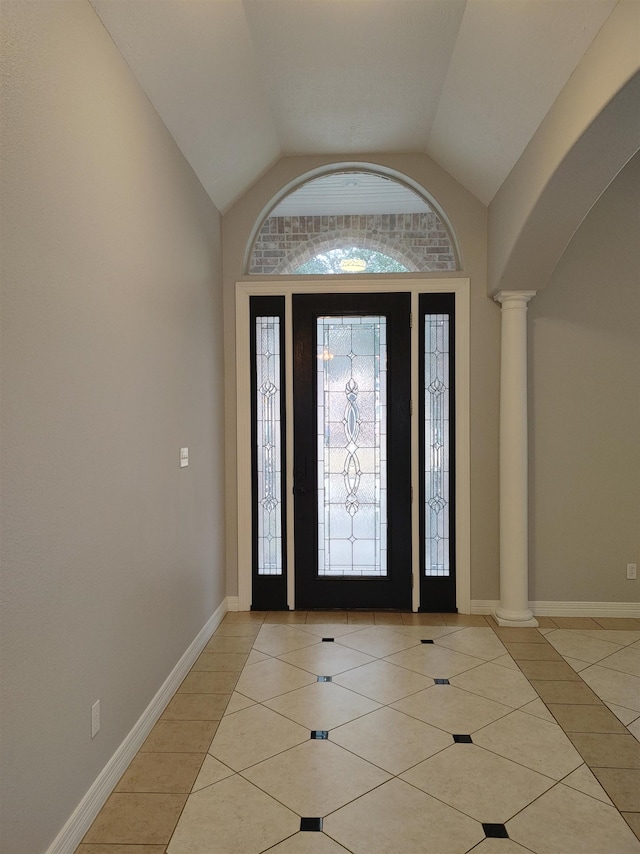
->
[236,278,471,613]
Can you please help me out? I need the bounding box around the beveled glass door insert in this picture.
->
[316,315,387,578]
[419,292,456,611]
[293,293,411,610]
[250,296,287,610]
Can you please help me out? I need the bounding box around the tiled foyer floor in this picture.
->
[78,612,640,853]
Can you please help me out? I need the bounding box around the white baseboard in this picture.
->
[472,600,640,618]
[226,596,239,612]
[46,597,230,854]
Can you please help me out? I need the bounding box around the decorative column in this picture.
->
[493,291,538,627]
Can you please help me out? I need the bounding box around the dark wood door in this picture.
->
[293,292,412,610]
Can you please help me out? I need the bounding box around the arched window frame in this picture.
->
[244,165,462,275]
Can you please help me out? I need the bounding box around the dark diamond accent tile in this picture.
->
[453,734,473,743]
[421,639,435,644]
[434,678,450,685]
[317,675,333,682]
[483,823,509,838]
[300,817,323,832]
[322,638,335,643]
[311,730,329,740]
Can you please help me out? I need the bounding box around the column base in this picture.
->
[492,608,539,628]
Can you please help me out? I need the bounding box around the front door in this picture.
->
[292,292,412,609]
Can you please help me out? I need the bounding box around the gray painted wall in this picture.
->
[0,3,225,850]
[529,152,640,603]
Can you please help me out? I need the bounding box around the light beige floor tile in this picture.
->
[545,630,623,664]
[391,685,511,734]
[633,640,640,650]
[592,768,640,812]
[278,643,375,676]
[331,706,452,774]
[594,618,640,632]
[140,720,218,753]
[622,812,640,839]
[115,752,204,793]
[246,649,270,666]
[167,775,297,854]
[305,611,349,624]
[580,665,640,712]
[264,681,381,730]
[160,693,230,721]
[401,743,554,823]
[347,611,375,623]
[598,646,640,678]
[323,778,484,854]
[563,656,591,672]
[177,671,239,694]
[507,783,640,854]
[469,841,535,853]
[535,617,559,628]
[562,764,614,805]
[334,625,420,657]
[568,732,640,769]
[222,611,265,622]
[607,702,640,725]
[253,625,321,656]
[224,691,255,715]
[373,612,405,625]
[264,611,309,623]
[191,652,247,671]
[388,624,462,639]
[628,717,640,741]
[190,754,234,792]
[519,698,556,722]
[516,659,582,681]
[492,654,520,671]
[203,635,254,654]
[213,622,262,637]
[267,833,351,853]
[296,622,364,637]
[473,710,582,779]
[83,793,187,845]
[242,739,389,816]
[575,630,640,647]
[491,627,547,644]
[209,704,308,771]
[547,703,629,733]
[401,612,445,625]
[332,659,432,704]
[450,661,538,708]
[385,643,484,678]
[551,617,603,630]
[234,657,316,702]
[503,641,563,660]
[76,846,166,854]
[530,679,602,706]
[435,627,507,660]
[441,614,490,627]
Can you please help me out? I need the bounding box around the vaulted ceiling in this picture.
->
[91,0,618,213]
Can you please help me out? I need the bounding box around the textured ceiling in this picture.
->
[91,0,617,213]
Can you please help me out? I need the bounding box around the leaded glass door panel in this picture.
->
[293,293,411,610]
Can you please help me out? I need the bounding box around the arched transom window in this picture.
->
[248,171,459,275]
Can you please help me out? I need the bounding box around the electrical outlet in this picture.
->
[180,447,189,468]
[627,563,637,580]
[91,699,100,738]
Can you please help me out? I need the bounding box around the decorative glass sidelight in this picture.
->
[316,316,387,577]
[424,314,450,576]
[255,316,283,575]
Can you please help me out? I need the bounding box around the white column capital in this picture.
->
[494,290,537,308]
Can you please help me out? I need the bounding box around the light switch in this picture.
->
[180,447,189,468]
